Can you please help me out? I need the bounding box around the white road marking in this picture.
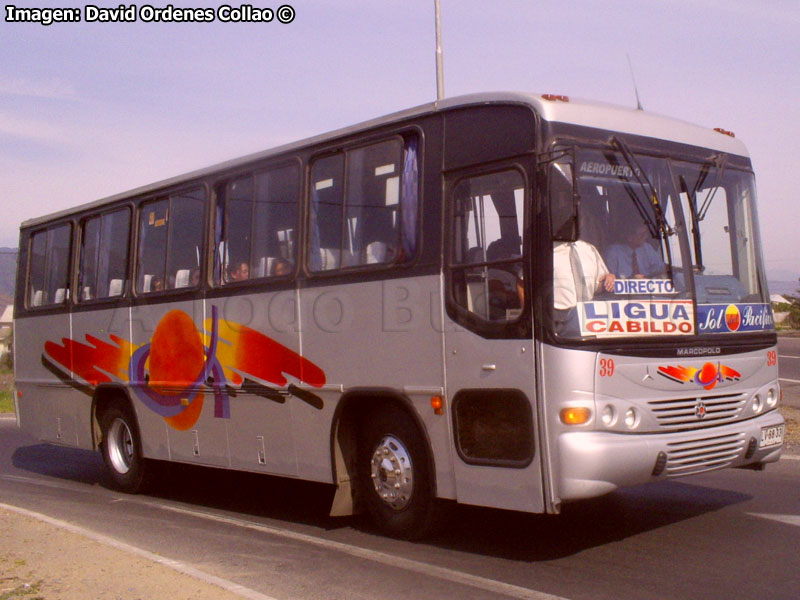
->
[0,415,18,421]
[0,474,569,600]
[137,500,569,600]
[748,513,800,528]
[778,355,800,359]
[0,502,279,600]
[779,377,800,384]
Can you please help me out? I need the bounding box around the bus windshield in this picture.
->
[549,145,772,340]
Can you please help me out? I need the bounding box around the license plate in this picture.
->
[760,425,785,448]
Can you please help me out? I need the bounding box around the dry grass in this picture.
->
[780,405,800,454]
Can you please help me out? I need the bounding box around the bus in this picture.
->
[13,92,785,538]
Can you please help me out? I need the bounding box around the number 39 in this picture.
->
[767,351,777,366]
[599,358,615,377]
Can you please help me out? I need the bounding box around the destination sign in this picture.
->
[696,303,774,333]
[580,299,694,337]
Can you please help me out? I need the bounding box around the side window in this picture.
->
[27,223,72,308]
[136,188,204,294]
[449,170,526,323]
[309,135,418,272]
[78,208,130,301]
[218,164,299,283]
[309,154,345,271]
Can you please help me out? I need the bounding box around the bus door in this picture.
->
[443,166,544,513]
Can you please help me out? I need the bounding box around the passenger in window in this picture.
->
[228,261,250,282]
[151,276,165,292]
[190,268,201,287]
[272,258,292,276]
[553,241,614,308]
[604,222,665,279]
[552,213,615,336]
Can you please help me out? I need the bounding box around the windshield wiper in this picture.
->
[695,153,728,221]
[679,153,729,272]
[679,174,704,271]
[610,137,674,275]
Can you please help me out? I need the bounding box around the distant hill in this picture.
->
[0,248,18,303]
[768,281,799,298]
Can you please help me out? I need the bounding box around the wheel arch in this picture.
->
[328,388,437,517]
[91,384,136,450]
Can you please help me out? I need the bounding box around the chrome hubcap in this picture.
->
[370,435,413,510]
[107,418,133,475]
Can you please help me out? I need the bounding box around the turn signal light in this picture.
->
[430,395,444,416]
[560,407,591,425]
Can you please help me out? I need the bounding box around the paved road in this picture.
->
[778,335,800,408]
[1,418,799,600]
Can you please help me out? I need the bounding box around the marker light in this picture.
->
[430,395,444,416]
[542,94,570,102]
[713,127,735,138]
[560,407,591,425]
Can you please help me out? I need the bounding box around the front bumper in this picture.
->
[557,409,785,501]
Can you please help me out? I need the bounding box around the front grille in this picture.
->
[665,432,746,477]
[648,393,747,431]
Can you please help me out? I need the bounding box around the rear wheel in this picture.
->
[100,404,149,493]
[357,406,438,539]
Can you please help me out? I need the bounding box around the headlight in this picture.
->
[601,404,617,427]
[766,388,778,408]
[624,408,639,429]
[753,394,763,413]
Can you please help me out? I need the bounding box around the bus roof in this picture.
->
[21,91,749,229]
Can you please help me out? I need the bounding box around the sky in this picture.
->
[2,0,799,281]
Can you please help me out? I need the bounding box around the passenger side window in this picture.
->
[27,223,72,308]
[309,136,418,272]
[136,188,205,294]
[449,170,526,323]
[217,164,299,283]
[78,208,130,301]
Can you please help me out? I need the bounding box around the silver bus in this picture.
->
[13,92,785,538]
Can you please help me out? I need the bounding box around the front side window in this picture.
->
[309,136,418,272]
[78,208,130,301]
[218,164,299,283]
[136,188,204,294]
[27,224,72,308]
[449,169,526,324]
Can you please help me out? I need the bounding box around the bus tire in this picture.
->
[358,407,438,539]
[100,404,149,493]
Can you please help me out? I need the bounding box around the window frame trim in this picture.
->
[444,161,533,339]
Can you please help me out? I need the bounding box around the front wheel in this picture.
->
[357,407,438,539]
[100,404,149,493]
